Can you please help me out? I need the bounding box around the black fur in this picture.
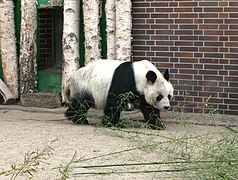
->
[163,69,169,81]
[65,92,95,124]
[139,96,165,130]
[103,62,139,126]
[146,70,157,84]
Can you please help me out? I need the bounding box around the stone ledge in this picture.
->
[20,92,61,108]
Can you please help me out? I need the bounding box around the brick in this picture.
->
[174,8,193,12]
[225,31,238,36]
[199,47,218,52]
[224,99,238,105]
[204,19,223,24]
[199,13,218,18]
[204,64,223,70]
[205,42,224,47]
[204,30,223,36]
[199,70,218,75]
[179,13,198,18]
[179,69,198,74]
[155,8,173,12]
[175,19,193,24]
[204,8,223,12]
[199,2,218,7]
[229,94,238,99]
[199,36,218,41]
[229,2,238,6]
[175,41,193,46]
[175,63,193,69]
[179,2,198,7]
[224,110,238,115]
[204,75,223,81]
[180,25,198,29]
[230,71,238,76]
[180,47,198,52]
[180,58,198,63]
[229,82,238,88]
[175,52,193,58]
[224,7,238,12]
[151,14,168,19]
[230,13,238,18]
[225,54,238,59]
[225,19,238,24]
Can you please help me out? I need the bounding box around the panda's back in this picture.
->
[75,60,125,109]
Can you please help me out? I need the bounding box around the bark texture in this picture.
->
[49,0,63,6]
[0,0,19,98]
[19,0,37,94]
[105,0,116,60]
[115,0,132,61]
[62,0,80,101]
[83,0,101,64]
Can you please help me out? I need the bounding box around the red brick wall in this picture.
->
[132,0,238,115]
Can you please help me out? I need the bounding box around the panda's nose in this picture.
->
[164,106,170,110]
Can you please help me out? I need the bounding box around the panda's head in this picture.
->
[144,69,174,110]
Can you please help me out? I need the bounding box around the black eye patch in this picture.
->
[156,94,163,101]
[168,94,172,100]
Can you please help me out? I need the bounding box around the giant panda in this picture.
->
[63,59,174,129]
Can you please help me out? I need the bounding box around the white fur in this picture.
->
[133,60,174,110]
[65,60,124,109]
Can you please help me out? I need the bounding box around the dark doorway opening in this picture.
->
[37,8,63,92]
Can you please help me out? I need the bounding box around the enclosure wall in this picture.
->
[132,0,238,115]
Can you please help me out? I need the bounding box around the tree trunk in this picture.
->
[83,0,101,64]
[106,0,116,60]
[115,0,132,61]
[62,0,80,101]
[49,0,63,6]
[19,0,37,94]
[0,0,19,98]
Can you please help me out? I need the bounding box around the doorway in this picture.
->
[37,8,63,92]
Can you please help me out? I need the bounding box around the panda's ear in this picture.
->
[146,70,157,84]
[163,69,169,81]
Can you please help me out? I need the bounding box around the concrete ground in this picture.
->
[0,105,237,179]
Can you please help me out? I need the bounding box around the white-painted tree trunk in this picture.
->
[115,0,132,61]
[0,0,19,98]
[62,0,80,101]
[83,0,101,64]
[106,0,116,60]
[19,0,38,94]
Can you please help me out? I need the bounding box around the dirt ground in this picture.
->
[0,105,237,180]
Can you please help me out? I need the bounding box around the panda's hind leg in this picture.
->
[65,93,95,124]
[139,96,165,130]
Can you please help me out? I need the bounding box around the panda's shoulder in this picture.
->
[132,60,158,72]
